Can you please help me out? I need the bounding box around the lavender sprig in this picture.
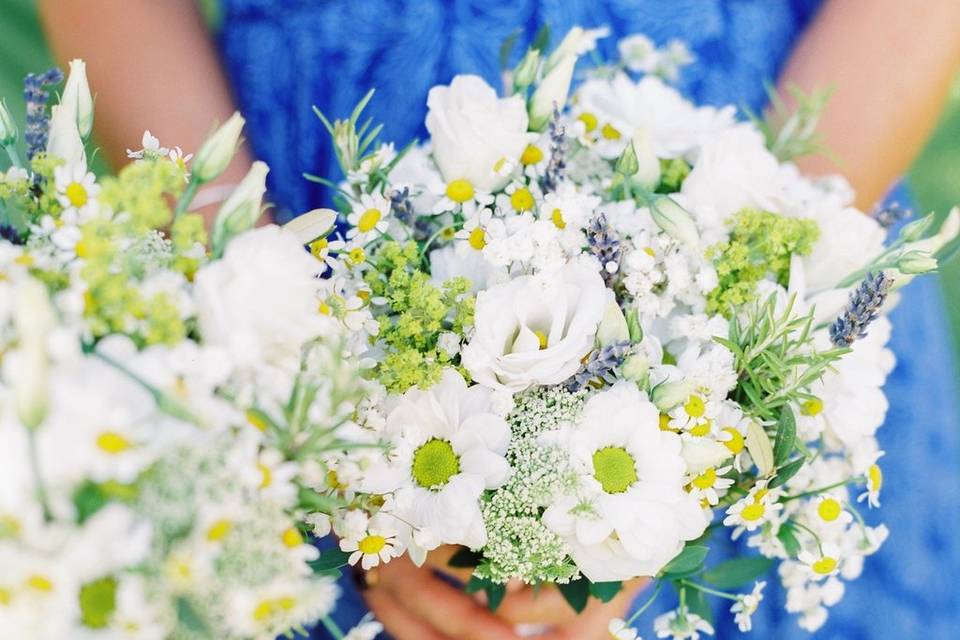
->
[541,105,566,193]
[565,340,631,392]
[829,272,892,347]
[872,201,912,230]
[23,67,64,161]
[586,212,621,287]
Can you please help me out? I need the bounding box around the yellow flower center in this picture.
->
[206,519,232,542]
[0,587,11,605]
[534,329,549,350]
[446,179,475,203]
[96,431,132,455]
[510,187,534,212]
[812,556,838,575]
[357,208,381,233]
[601,123,622,140]
[358,534,387,555]
[722,427,744,454]
[689,420,712,437]
[551,208,566,229]
[643,246,656,257]
[309,237,329,258]
[740,503,766,522]
[74,240,89,258]
[281,527,304,548]
[817,498,842,522]
[520,144,544,165]
[0,515,22,538]
[577,112,598,133]
[692,467,717,490]
[659,414,673,431]
[801,398,824,416]
[26,574,54,592]
[65,181,88,208]
[592,446,638,494]
[468,226,486,251]
[347,247,366,266]
[868,464,883,491]
[253,596,298,622]
[412,438,460,489]
[257,462,272,489]
[684,395,705,418]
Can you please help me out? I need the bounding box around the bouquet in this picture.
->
[0,63,382,639]
[304,27,960,638]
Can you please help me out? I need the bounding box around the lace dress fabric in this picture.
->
[216,2,960,637]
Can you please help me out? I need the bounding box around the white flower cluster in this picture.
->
[309,25,958,639]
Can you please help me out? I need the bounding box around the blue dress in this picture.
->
[216,2,960,637]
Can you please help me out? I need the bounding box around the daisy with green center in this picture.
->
[339,514,402,570]
[542,381,708,582]
[346,193,391,241]
[362,368,511,565]
[722,480,784,536]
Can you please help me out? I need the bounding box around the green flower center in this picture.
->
[592,446,638,494]
[412,438,460,489]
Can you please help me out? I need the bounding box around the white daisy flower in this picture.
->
[608,617,642,640]
[798,543,843,580]
[857,460,883,508]
[431,178,494,217]
[722,481,784,536]
[653,609,714,640]
[340,514,402,570]
[687,464,734,507]
[54,163,100,218]
[347,193,391,240]
[730,581,766,632]
[126,130,169,159]
[344,614,385,640]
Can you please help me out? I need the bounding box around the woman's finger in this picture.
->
[421,544,480,585]
[362,583,450,640]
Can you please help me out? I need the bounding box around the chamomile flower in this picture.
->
[226,578,338,639]
[432,178,494,217]
[730,581,766,632]
[253,448,300,507]
[687,464,734,507]
[54,163,100,218]
[126,130,169,159]
[608,617,642,640]
[497,181,540,215]
[653,610,714,640]
[339,515,402,570]
[857,461,883,508]
[723,481,784,536]
[347,193,391,240]
[454,207,494,252]
[798,543,843,580]
[812,494,853,528]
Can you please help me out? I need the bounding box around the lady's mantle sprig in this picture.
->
[829,271,892,347]
[586,212,621,286]
[23,67,64,160]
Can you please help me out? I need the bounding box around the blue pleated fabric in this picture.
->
[216,2,960,637]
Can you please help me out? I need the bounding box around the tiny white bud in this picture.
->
[651,196,700,248]
[192,112,245,183]
[651,379,694,411]
[596,299,629,347]
[621,351,649,383]
[211,161,269,256]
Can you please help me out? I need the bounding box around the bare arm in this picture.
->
[38,0,253,217]
[780,0,960,210]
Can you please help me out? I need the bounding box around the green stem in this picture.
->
[27,428,54,522]
[319,616,345,640]
[626,581,663,625]
[678,580,741,602]
[781,477,861,503]
[3,143,23,169]
[791,520,824,555]
[174,178,200,218]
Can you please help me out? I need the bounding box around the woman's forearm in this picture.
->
[38,0,253,213]
[779,0,960,209]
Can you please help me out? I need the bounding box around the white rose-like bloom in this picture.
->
[681,126,782,225]
[461,261,608,392]
[425,74,535,192]
[194,225,324,370]
[365,369,511,564]
[802,207,886,293]
[542,382,709,582]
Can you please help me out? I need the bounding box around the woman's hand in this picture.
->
[360,545,648,640]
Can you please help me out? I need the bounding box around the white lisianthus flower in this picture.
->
[461,261,608,392]
[542,382,709,582]
[194,225,325,371]
[46,104,86,169]
[802,206,886,293]
[681,126,782,225]
[425,74,536,192]
[366,369,511,564]
[60,59,94,139]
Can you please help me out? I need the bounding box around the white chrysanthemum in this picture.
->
[365,369,511,564]
[462,261,608,392]
[542,382,708,582]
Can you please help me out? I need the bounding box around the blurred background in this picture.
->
[2,0,958,381]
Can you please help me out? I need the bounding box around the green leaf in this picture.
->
[176,597,209,634]
[702,557,773,590]
[73,481,110,524]
[557,578,591,613]
[530,24,551,53]
[79,576,117,629]
[308,548,351,574]
[777,522,801,558]
[661,545,709,577]
[498,28,523,69]
[683,585,713,625]
[589,581,623,603]
[448,546,483,568]
[465,576,507,612]
[773,408,796,466]
[769,457,806,488]
[746,422,775,475]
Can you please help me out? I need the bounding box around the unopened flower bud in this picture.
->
[596,299,629,346]
[896,250,937,275]
[651,379,694,411]
[898,214,935,242]
[530,54,576,131]
[632,128,661,189]
[211,161,269,256]
[192,112,245,183]
[614,140,639,177]
[0,99,17,147]
[651,196,699,248]
[61,59,94,139]
[512,49,540,91]
[621,351,650,383]
[46,104,86,168]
